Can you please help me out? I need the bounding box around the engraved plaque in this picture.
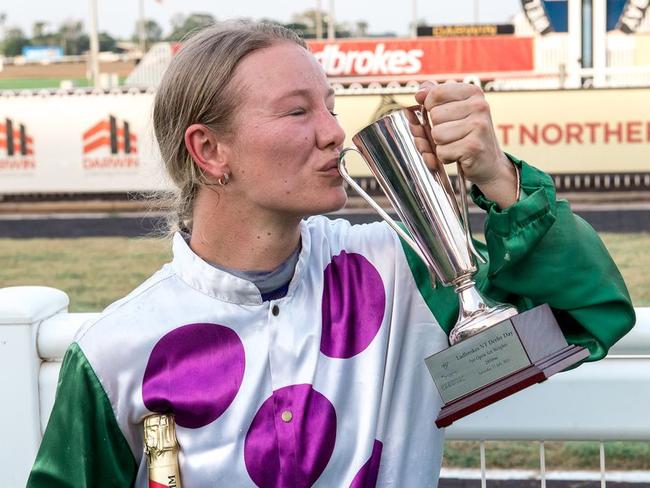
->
[425,320,531,404]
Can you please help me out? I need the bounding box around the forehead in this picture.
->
[233,42,331,105]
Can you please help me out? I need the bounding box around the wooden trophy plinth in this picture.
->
[425,304,588,428]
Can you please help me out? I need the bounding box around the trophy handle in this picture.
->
[455,163,487,265]
[338,148,433,271]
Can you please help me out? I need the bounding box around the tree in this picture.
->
[98,31,116,52]
[355,21,369,37]
[32,21,47,39]
[0,12,7,42]
[144,19,163,44]
[167,13,216,41]
[132,19,163,49]
[2,27,30,56]
[58,20,87,55]
[290,9,327,38]
[288,9,355,38]
[31,21,59,47]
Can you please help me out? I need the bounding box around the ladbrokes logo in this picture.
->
[313,43,423,76]
[0,118,36,171]
[82,115,139,170]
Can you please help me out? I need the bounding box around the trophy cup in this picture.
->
[338,106,588,427]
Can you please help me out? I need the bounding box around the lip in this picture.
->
[318,157,341,174]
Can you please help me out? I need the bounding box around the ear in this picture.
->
[184,124,230,180]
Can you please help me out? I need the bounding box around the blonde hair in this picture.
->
[153,21,306,233]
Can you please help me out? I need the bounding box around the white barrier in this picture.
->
[0,286,648,487]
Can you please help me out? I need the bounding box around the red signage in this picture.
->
[82,115,139,170]
[82,116,137,155]
[0,118,36,171]
[307,37,534,78]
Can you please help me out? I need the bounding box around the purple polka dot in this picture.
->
[142,322,245,429]
[350,440,383,488]
[244,384,337,488]
[321,251,386,358]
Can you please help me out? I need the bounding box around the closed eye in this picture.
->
[288,108,307,116]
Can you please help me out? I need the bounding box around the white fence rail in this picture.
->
[1,286,648,487]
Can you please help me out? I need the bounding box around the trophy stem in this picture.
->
[449,279,518,345]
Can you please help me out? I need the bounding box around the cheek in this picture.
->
[262,129,314,168]
[233,122,315,178]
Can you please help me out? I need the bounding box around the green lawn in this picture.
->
[0,77,92,90]
[443,440,650,470]
[0,233,647,311]
[0,236,170,311]
[0,232,648,469]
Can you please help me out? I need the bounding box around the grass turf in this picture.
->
[0,233,647,311]
[0,77,92,90]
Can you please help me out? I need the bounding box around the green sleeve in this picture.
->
[27,343,138,488]
[400,155,635,362]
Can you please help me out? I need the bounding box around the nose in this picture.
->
[315,108,345,150]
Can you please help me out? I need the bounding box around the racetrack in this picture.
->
[2,203,649,238]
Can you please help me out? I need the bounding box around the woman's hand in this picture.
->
[415,81,518,208]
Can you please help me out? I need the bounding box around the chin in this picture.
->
[322,187,348,213]
[301,189,348,217]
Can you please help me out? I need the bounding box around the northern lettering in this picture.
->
[496,121,650,145]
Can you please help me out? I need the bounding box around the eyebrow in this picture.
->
[277,88,335,100]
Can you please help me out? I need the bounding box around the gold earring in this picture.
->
[217,173,230,186]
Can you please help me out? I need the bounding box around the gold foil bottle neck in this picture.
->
[144,414,179,458]
[144,414,182,487]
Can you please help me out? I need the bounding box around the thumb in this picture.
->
[414,80,437,104]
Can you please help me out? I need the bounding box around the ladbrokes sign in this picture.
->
[313,43,423,76]
[308,37,534,78]
[0,118,36,171]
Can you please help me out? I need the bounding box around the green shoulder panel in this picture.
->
[28,343,138,487]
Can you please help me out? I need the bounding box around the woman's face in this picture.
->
[221,41,347,219]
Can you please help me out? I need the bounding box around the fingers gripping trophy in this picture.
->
[338,85,588,427]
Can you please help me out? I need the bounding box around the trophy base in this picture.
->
[425,304,589,428]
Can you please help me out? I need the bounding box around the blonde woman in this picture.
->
[29,22,633,487]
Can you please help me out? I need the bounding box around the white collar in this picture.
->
[170,220,312,305]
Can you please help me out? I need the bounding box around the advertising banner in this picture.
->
[0,92,167,194]
[307,37,534,78]
[0,88,648,194]
[22,46,64,62]
[326,88,650,176]
[417,24,516,37]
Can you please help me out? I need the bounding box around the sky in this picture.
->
[1,0,523,39]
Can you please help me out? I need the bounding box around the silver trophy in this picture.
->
[338,106,518,345]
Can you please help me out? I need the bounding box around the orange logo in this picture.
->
[83,115,137,155]
[0,118,36,170]
[82,115,139,169]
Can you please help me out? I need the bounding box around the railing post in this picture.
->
[600,442,606,488]
[0,286,69,487]
[540,441,546,488]
[479,440,486,488]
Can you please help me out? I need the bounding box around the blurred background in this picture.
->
[1,0,648,215]
[1,1,649,486]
